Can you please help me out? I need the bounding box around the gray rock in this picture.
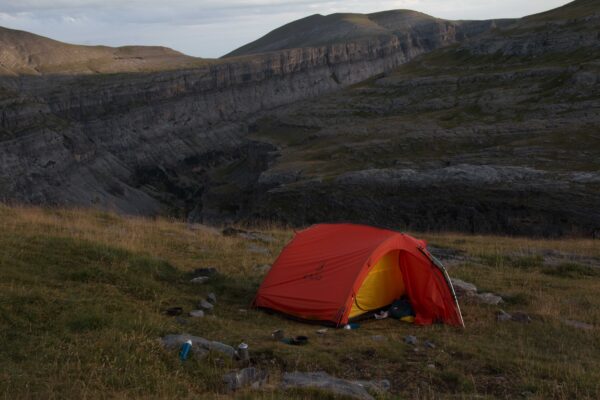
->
[563,319,594,330]
[198,299,214,313]
[511,312,532,324]
[207,292,217,304]
[189,310,205,318]
[248,244,270,255]
[223,367,268,392]
[353,379,391,395]
[240,232,276,244]
[476,292,504,305]
[427,364,436,370]
[160,334,236,358]
[281,371,380,400]
[404,335,418,345]
[371,335,386,342]
[190,276,210,284]
[450,278,478,296]
[496,310,512,322]
[253,264,272,274]
[424,340,436,349]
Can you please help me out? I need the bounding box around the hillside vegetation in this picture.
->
[0,26,206,75]
[225,10,506,57]
[1,204,599,399]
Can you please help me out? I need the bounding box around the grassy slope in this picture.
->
[0,26,208,76]
[0,204,599,399]
[224,10,437,57]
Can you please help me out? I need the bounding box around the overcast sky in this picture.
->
[0,0,572,58]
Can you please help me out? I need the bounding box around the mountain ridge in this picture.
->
[225,10,511,57]
[0,25,206,75]
[0,0,598,236]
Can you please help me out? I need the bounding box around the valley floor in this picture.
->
[0,204,599,399]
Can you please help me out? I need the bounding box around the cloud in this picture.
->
[0,0,572,57]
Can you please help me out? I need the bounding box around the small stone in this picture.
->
[207,292,217,304]
[476,292,504,305]
[198,299,214,313]
[563,319,594,330]
[189,310,205,318]
[371,335,386,342]
[424,340,436,349]
[192,267,217,276]
[238,309,247,313]
[190,276,209,284]
[496,310,512,322]
[427,364,436,370]
[175,316,189,325]
[511,312,532,324]
[247,244,270,255]
[223,367,268,392]
[404,335,418,345]
[253,264,271,274]
[316,328,328,335]
[450,278,478,296]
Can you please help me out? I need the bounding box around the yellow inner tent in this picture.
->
[349,250,405,319]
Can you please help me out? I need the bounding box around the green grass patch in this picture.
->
[543,262,600,279]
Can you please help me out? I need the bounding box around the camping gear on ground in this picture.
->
[374,310,389,320]
[272,329,285,341]
[237,343,249,361]
[389,297,415,323]
[343,323,361,330]
[179,340,192,361]
[253,224,464,327]
[165,307,183,316]
[280,336,309,345]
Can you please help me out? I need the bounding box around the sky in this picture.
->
[0,0,572,58]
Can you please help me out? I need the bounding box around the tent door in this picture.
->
[349,250,405,319]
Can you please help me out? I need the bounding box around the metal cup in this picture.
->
[272,329,284,341]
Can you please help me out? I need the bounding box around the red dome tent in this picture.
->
[253,224,464,327]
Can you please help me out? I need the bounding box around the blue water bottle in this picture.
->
[179,340,192,361]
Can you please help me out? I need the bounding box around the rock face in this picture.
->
[216,1,600,237]
[1,1,599,236]
[0,14,489,219]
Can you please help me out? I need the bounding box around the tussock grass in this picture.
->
[1,204,599,399]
